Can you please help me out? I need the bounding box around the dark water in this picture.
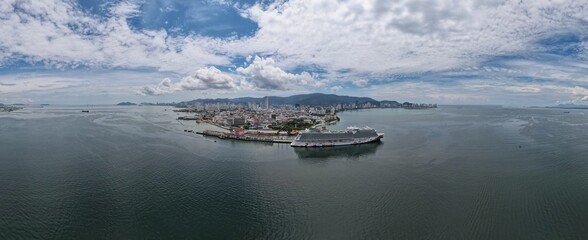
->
[1,106,588,239]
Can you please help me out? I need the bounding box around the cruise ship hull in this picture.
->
[290,133,384,147]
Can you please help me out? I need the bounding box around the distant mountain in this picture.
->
[551,104,588,109]
[117,102,137,106]
[178,93,400,107]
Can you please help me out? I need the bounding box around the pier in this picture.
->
[187,129,294,144]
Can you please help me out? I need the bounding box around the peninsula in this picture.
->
[173,93,436,143]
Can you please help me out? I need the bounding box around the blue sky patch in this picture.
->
[536,32,587,57]
[126,0,258,38]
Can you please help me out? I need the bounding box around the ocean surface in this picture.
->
[1,106,588,239]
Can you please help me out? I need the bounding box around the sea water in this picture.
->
[1,106,587,239]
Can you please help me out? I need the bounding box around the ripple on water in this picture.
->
[3,106,588,239]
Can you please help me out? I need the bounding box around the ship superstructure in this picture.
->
[290,126,383,147]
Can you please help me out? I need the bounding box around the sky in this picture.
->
[0,0,588,106]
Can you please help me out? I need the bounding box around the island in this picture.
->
[116,102,137,106]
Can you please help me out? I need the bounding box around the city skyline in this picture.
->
[1,0,587,106]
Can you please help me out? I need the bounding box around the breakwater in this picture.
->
[194,130,293,143]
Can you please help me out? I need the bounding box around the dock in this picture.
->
[190,129,294,144]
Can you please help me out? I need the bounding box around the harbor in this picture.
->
[185,125,384,147]
[186,129,294,143]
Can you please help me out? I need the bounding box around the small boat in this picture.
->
[81,110,90,113]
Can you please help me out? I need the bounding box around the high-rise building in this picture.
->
[264,96,269,110]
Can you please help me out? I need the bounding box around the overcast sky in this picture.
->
[1,0,587,105]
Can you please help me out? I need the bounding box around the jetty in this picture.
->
[188,129,294,143]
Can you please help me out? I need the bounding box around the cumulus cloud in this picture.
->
[353,79,368,88]
[237,0,588,75]
[2,0,588,78]
[330,86,343,92]
[0,0,228,72]
[179,66,240,91]
[138,78,175,96]
[558,95,588,104]
[138,66,241,96]
[236,56,320,90]
[2,0,588,105]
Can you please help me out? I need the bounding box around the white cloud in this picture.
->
[178,66,240,91]
[0,0,229,72]
[0,76,78,94]
[330,85,343,92]
[110,1,141,17]
[570,95,588,104]
[366,79,588,106]
[138,66,242,96]
[1,0,588,105]
[0,70,178,103]
[558,95,588,105]
[236,55,319,90]
[353,79,368,88]
[138,78,175,96]
[236,0,588,75]
[2,0,588,78]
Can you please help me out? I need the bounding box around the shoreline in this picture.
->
[193,129,294,144]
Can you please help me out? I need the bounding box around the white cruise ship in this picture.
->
[290,126,384,147]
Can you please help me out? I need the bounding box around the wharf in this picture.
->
[193,130,294,144]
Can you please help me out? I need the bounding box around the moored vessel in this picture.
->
[290,126,384,147]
